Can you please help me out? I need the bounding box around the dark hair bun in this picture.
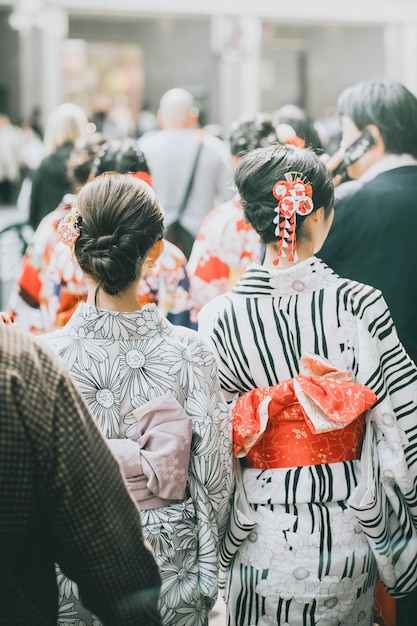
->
[234,144,334,244]
[230,114,278,157]
[75,173,164,295]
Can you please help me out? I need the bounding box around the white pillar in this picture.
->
[402,23,417,96]
[238,16,262,119]
[384,22,417,96]
[212,15,262,133]
[40,7,68,119]
[18,29,36,121]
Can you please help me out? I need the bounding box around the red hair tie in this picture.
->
[272,173,314,265]
[130,171,153,187]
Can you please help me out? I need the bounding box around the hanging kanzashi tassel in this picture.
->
[272,173,314,265]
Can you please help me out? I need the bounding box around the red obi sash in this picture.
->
[232,353,377,469]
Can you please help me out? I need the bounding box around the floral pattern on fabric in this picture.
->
[187,196,262,313]
[8,197,74,332]
[39,237,196,330]
[42,304,233,626]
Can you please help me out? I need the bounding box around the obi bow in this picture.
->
[232,353,377,465]
[108,393,192,509]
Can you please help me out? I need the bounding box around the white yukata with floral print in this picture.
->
[42,303,233,626]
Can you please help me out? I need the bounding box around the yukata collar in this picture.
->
[232,256,339,297]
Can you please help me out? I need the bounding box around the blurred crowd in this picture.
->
[2,90,341,335]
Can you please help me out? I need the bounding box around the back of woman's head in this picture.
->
[229,114,278,157]
[75,173,164,295]
[67,132,107,189]
[91,138,151,179]
[274,104,323,152]
[337,79,417,157]
[235,144,334,244]
[43,103,88,155]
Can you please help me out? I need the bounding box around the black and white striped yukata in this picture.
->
[199,256,417,626]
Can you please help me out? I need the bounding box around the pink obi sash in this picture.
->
[232,353,377,469]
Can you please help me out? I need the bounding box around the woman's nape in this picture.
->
[74,173,164,310]
[234,143,334,268]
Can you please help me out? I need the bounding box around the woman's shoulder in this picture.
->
[332,274,387,316]
[38,327,69,353]
[169,322,216,355]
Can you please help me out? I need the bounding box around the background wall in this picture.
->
[69,15,216,124]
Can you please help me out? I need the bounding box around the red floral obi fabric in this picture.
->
[232,353,377,469]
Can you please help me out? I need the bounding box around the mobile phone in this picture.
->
[343,128,377,165]
[333,128,377,178]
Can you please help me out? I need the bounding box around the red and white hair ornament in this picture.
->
[272,172,314,265]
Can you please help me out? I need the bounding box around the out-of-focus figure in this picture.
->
[29,103,88,229]
[0,114,23,204]
[139,88,234,257]
[0,321,163,625]
[273,103,323,152]
[187,113,279,313]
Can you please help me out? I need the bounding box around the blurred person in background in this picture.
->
[315,104,342,156]
[0,114,23,204]
[0,319,162,626]
[8,133,106,332]
[38,139,196,330]
[273,103,324,152]
[16,119,45,218]
[29,103,88,230]
[42,172,233,626]
[187,113,279,314]
[139,87,234,257]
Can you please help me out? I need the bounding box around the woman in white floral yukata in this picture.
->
[42,172,233,626]
[198,144,417,625]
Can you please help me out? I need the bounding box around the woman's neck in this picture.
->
[263,244,314,269]
[86,281,140,312]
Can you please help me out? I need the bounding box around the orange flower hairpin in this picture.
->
[272,173,314,265]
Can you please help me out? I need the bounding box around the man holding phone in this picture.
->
[319,78,417,367]
[319,78,417,626]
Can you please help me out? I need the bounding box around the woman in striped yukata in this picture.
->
[198,144,417,626]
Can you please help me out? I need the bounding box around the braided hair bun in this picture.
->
[74,173,164,295]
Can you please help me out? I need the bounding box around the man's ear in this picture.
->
[188,107,199,128]
[156,110,164,130]
[367,124,382,145]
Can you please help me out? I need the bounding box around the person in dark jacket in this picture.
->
[319,78,417,367]
[29,103,88,229]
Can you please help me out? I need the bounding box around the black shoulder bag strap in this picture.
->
[175,130,204,224]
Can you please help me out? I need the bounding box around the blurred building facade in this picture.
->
[1,0,417,137]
